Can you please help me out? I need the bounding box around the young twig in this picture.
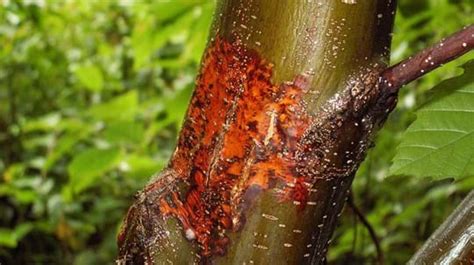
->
[381,24,474,90]
[347,192,384,265]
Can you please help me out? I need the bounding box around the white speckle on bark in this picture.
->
[185,228,196,240]
[342,0,357,4]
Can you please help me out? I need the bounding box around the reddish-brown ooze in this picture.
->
[157,37,315,258]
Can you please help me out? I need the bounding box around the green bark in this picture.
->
[215,0,395,111]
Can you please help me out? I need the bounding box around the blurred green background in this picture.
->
[0,0,472,264]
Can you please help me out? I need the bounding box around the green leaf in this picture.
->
[131,4,202,69]
[88,91,138,121]
[67,147,121,194]
[390,62,474,179]
[44,128,91,171]
[102,120,145,145]
[123,154,164,179]
[3,163,25,182]
[74,65,104,91]
[22,113,61,132]
[164,86,193,127]
[0,184,38,204]
[183,2,214,63]
[153,1,201,23]
[0,223,33,248]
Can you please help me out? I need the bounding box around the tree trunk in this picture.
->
[117,1,398,264]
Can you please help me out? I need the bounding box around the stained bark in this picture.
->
[116,1,473,264]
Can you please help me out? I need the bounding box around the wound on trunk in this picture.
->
[117,34,397,264]
[161,35,316,257]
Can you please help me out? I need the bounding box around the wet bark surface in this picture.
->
[408,191,474,265]
[117,1,397,264]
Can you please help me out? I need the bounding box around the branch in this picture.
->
[347,192,384,265]
[381,24,474,90]
[408,190,474,264]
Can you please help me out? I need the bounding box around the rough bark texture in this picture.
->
[117,1,397,264]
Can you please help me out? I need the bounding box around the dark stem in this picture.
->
[381,24,474,90]
[347,192,384,265]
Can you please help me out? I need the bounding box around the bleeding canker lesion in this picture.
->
[117,35,395,263]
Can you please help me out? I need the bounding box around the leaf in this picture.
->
[153,0,201,23]
[88,90,138,121]
[390,62,474,179]
[102,120,145,145]
[3,163,25,182]
[183,2,214,63]
[122,154,165,179]
[0,185,38,204]
[74,65,104,91]
[164,86,193,127]
[131,4,202,69]
[67,147,121,194]
[22,113,61,132]
[0,223,33,248]
[44,127,91,171]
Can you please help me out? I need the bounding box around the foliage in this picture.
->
[390,62,474,179]
[0,1,213,264]
[0,0,472,264]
